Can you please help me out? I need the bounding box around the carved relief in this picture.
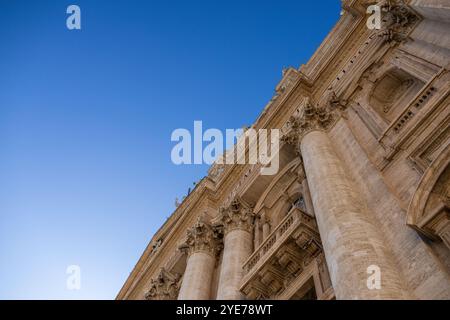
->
[281,96,343,150]
[276,243,304,276]
[259,263,285,296]
[216,197,255,234]
[277,67,298,94]
[208,163,225,182]
[178,217,223,257]
[326,90,348,114]
[377,0,420,45]
[293,230,322,263]
[144,268,181,300]
[149,238,163,256]
[242,276,270,300]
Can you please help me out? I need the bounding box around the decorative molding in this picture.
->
[240,207,321,299]
[377,0,421,46]
[208,164,225,182]
[421,202,450,249]
[409,115,450,174]
[215,197,255,234]
[178,217,223,257]
[144,268,181,300]
[281,95,346,150]
[248,207,318,274]
[374,69,449,171]
[408,144,450,248]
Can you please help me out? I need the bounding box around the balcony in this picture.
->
[240,207,326,299]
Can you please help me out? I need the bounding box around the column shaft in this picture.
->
[178,251,215,300]
[177,218,219,300]
[301,130,409,299]
[216,229,253,299]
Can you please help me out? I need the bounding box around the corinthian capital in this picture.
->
[179,217,223,257]
[144,268,181,300]
[216,197,255,234]
[377,0,420,45]
[281,96,341,150]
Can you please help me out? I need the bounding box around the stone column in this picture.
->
[301,130,408,299]
[282,97,409,299]
[216,198,254,300]
[178,219,221,300]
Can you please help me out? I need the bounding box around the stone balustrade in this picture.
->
[243,207,317,275]
[240,207,321,299]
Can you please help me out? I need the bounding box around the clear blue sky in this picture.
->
[0,0,340,299]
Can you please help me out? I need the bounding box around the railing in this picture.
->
[243,207,314,274]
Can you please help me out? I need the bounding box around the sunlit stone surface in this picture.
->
[118,0,450,300]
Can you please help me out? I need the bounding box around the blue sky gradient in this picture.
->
[0,0,340,299]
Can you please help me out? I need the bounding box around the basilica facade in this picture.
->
[117,0,450,300]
